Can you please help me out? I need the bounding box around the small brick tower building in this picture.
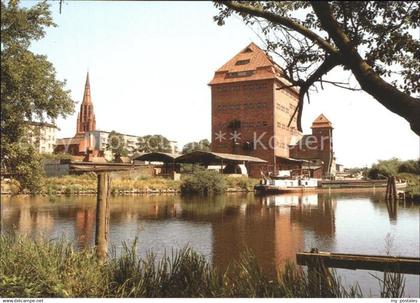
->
[289,114,335,178]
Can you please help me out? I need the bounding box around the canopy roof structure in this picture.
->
[175,151,267,165]
[133,151,267,165]
[276,156,311,164]
[133,152,180,163]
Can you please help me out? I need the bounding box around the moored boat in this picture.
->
[254,175,319,194]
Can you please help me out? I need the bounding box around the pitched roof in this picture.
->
[216,43,274,72]
[133,152,180,163]
[133,151,266,164]
[311,114,333,129]
[209,42,283,85]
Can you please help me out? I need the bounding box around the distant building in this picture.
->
[289,114,336,178]
[54,72,172,161]
[55,72,99,157]
[336,163,345,173]
[26,121,59,154]
[209,43,337,178]
[89,130,140,159]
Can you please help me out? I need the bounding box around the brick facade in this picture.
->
[76,72,96,136]
[209,43,302,177]
[55,72,99,157]
[209,43,335,178]
[289,114,335,178]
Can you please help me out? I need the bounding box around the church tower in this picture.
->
[76,72,96,136]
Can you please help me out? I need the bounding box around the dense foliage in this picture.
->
[181,169,227,194]
[137,135,173,153]
[1,0,74,192]
[367,158,420,179]
[182,139,211,154]
[107,130,129,159]
[0,236,406,298]
[366,158,420,200]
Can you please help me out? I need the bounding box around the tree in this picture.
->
[182,139,211,154]
[398,159,420,175]
[366,158,420,179]
[137,135,173,153]
[1,0,74,192]
[214,1,420,135]
[106,131,129,160]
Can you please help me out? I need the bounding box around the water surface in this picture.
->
[2,192,419,297]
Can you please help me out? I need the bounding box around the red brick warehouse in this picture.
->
[209,43,335,178]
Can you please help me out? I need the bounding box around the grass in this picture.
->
[43,174,181,195]
[40,173,258,196]
[225,175,260,191]
[0,235,407,298]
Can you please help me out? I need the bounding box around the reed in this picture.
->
[0,235,406,298]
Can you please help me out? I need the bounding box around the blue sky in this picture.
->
[25,1,419,167]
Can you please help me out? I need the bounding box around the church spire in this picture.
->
[82,72,92,104]
[76,72,96,135]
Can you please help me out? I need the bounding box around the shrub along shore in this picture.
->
[0,171,260,196]
[0,235,406,298]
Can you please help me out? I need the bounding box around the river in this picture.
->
[1,191,419,297]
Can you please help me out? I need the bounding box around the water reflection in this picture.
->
[75,208,95,249]
[1,192,419,296]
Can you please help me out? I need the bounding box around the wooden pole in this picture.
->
[392,176,397,201]
[95,172,110,262]
[0,195,2,234]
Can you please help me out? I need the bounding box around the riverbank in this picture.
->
[0,235,406,298]
[0,174,259,196]
[1,172,418,200]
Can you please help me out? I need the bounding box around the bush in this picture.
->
[181,170,227,194]
[225,176,259,191]
[2,143,45,193]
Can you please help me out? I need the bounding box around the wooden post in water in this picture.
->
[95,172,111,262]
[0,195,2,234]
[306,248,333,297]
[391,176,397,201]
[385,176,398,219]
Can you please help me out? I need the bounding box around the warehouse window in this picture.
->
[235,59,250,65]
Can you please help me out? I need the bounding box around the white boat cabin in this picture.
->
[262,170,319,188]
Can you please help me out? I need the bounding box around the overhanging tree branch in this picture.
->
[311,1,420,135]
[287,55,340,131]
[219,1,339,55]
